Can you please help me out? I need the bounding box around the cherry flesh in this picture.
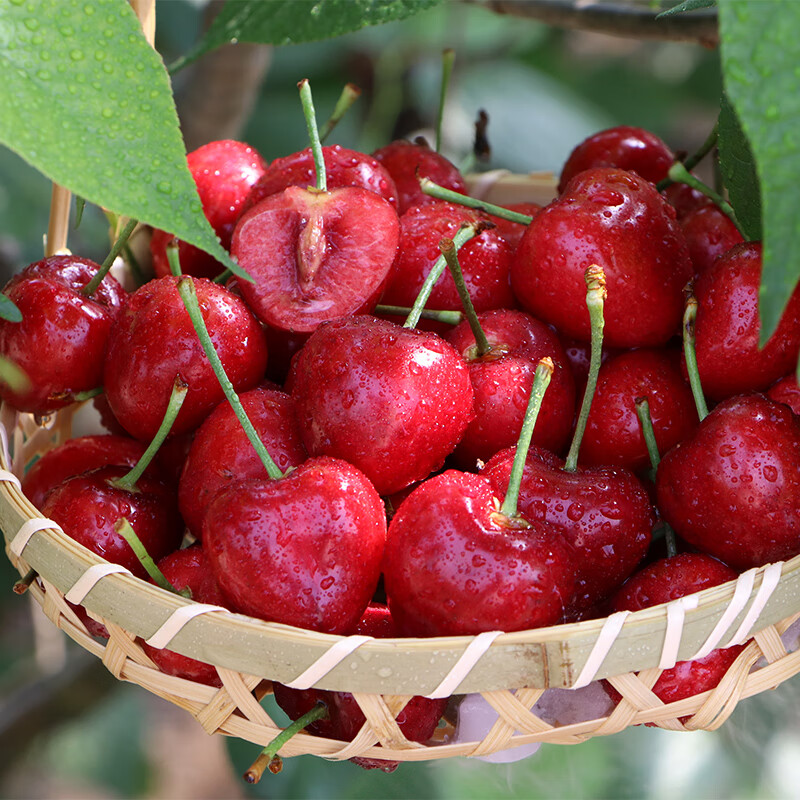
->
[512,168,693,348]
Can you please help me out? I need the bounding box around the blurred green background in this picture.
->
[2,2,798,798]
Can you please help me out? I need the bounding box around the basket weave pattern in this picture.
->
[3,404,800,762]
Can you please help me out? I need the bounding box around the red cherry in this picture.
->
[446,308,576,466]
[489,202,542,250]
[230,185,399,335]
[558,125,675,193]
[373,139,466,214]
[0,255,126,415]
[202,456,386,634]
[178,386,307,538]
[290,315,474,496]
[384,470,576,636]
[767,374,800,415]
[381,201,515,328]
[680,204,744,276]
[692,242,800,401]
[656,393,800,571]
[151,140,267,280]
[243,144,398,211]
[580,348,698,472]
[141,544,228,687]
[662,181,713,220]
[103,276,268,441]
[512,168,693,348]
[482,446,654,612]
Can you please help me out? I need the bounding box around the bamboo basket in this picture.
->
[4,0,800,766]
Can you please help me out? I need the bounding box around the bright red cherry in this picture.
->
[680,204,743,276]
[558,125,675,193]
[512,168,693,348]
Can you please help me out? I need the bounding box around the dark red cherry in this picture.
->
[680,204,744,276]
[767,374,800,415]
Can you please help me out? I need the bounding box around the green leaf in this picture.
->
[0,0,249,282]
[657,0,716,19]
[0,293,22,323]
[172,0,442,72]
[0,354,30,393]
[719,0,800,344]
[717,93,762,240]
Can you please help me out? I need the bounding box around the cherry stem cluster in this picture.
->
[419,177,534,225]
[439,237,491,355]
[500,357,554,519]
[298,79,327,193]
[319,83,361,143]
[656,121,719,191]
[82,217,139,296]
[375,304,463,326]
[564,266,607,472]
[404,223,478,329]
[435,49,455,153]
[682,289,709,421]
[112,376,189,493]
[244,701,329,783]
[176,275,284,481]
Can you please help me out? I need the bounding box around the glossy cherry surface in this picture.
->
[680,204,743,276]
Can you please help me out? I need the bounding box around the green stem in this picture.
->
[71,387,104,403]
[375,304,463,326]
[212,269,233,285]
[682,288,709,421]
[419,177,534,225]
[634,397,661,472]
[82,217,138,296]
[656,120,719,191]
[564,266,606,472]
[435,49,455,153]
[319,83,361,143]
[114,518,189,596]
[403,224,478,330]
[439,237,491,355]
[499,358,554,518]
[298,79,326,193]
[666,162,743,237]
[176,276,284,480]
[74,197,86,229]
[112,376,188,493]
[166,242,182,277]
[244,702,329,783]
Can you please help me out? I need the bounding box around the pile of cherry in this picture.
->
[2,118,800,774]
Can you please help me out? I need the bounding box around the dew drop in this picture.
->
[763,465,779,482]
[157,180,172,194]
[23,17,39,31]
[69,48,84,61]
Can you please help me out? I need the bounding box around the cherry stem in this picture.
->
[13,568,38,595]
[564,265,607,473]
[682,288,709,421]
[298,79,326,193]
[439,237,491,355]
[212,269,232,285]
[166,241,182,277]
[666,162,744,237]
[435,48,455,153]
[82,217,138,296]
[74,197,86,229]
[419,177,534,225]
[319,83,361,143]
[657,121,719,191]
[403,223,478,329]
[500,358,554,519]
[244,702,329,784]
[71,387,104,403]
[114,517,190,597]
[375,304,463,326]
[176,276,284,480]
[111,376,188,493]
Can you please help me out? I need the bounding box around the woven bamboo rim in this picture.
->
[3,402,800,762]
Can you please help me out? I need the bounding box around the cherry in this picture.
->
[580,348,698,472]
[178,386,307,538]
[662,181,713,220]
[22,434,149,510]
[680,204,744,276]
[243,144,399,212]
[446,308,576,466]
[485,202,542,250]
[202,456,386,634]
[607,553,744,718]
[290,315,474,496]
[0,255,126,415]
[372,138,466,214]
[150,140,267,280]
[103,275,268,441]
[656,393,800,571]
[558,336,619,398]
[767,374,800,415]
[381,201,515,327]
[141,544,228,687]
[558,125,675,194]
[512,168,693,348]
[271,605,447,773]
[692,242,800,401]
